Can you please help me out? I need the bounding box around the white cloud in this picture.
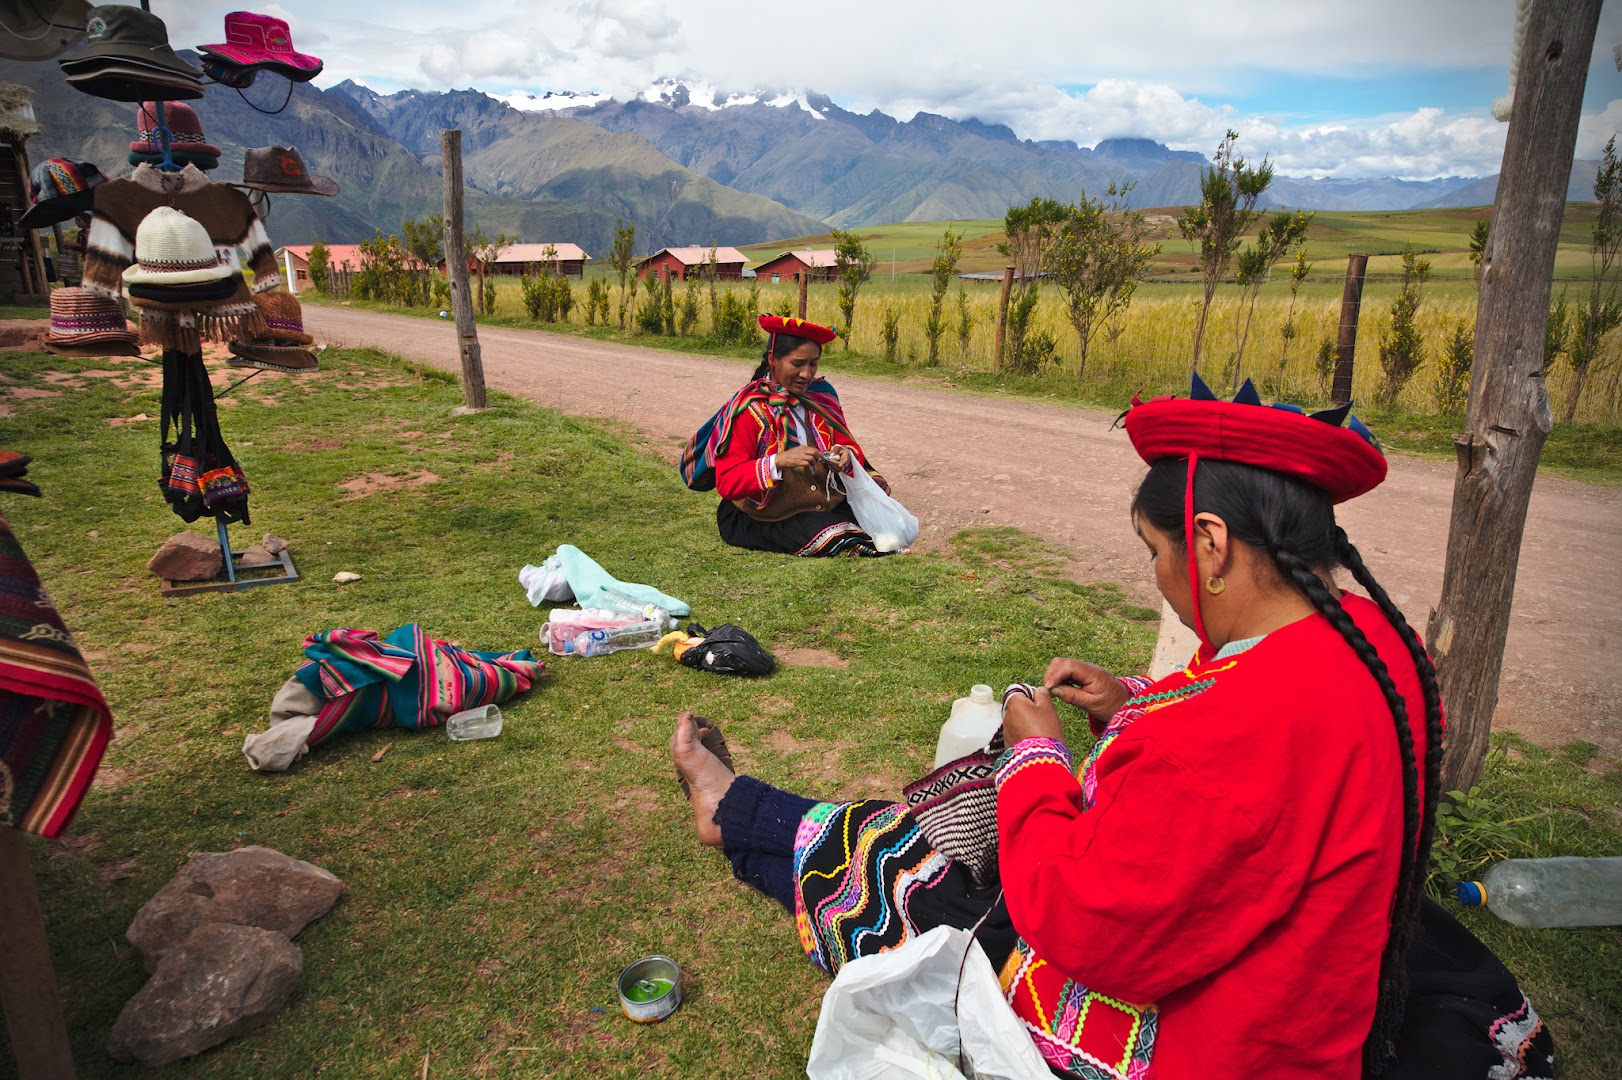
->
[161,1,1622,178]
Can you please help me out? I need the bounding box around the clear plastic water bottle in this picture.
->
[1456,856,1622,927]
[570,620,663,657]
[446,704,502,741]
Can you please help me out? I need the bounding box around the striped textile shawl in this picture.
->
[292,625,545,746]
[703,376,851,473]
[0,505,112,838]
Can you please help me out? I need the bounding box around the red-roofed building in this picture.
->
[752,249,837,284]
[636,246,747,282]
[457,243,592,279]
[276,244,367,293]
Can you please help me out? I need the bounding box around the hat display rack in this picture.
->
[41,0,334,595]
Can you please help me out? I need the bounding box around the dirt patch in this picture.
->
[97,854,138,883]
[294,438,345,451]
[107,413,152,426]
[6,387,59,400]
[338,470,441,499]
[777,647,850,670]
[0,322,45,350]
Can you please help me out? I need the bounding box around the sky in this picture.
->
[160,0,1622,180]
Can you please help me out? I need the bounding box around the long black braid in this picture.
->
[1133,458,1434,1077]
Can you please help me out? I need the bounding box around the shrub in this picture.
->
[1434,320,1473,415]
[1378,245,1432,405]
[1315,337,1338,397]
[636,285,665,334]
[881,306,901,362]
[483,278,497,315]
[715,289,750,344]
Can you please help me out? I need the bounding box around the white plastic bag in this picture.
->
[805,925,1050,1080]
[840,464,919,553]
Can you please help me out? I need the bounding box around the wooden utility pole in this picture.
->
[1426,0,1601,796]
[0,828,77,1079]
[1332,254,1368,403]
[994,265,1014,369]
[797,270,808,319]
[440,130,487,411]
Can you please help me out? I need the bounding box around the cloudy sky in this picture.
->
[163,0,1622,179]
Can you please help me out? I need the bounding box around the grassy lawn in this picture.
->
[4,345,1611,1077]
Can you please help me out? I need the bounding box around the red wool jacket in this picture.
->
[996,594,1432,1079]
[713,401,868,506]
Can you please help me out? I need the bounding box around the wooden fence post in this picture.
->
[1426,0,1601,796]
[1332,254,1368,404]
[440,129,487,411]
[994,265,1014,369]
[797,270,808,319]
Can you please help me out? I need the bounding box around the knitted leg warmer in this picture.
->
[715,774,818,912]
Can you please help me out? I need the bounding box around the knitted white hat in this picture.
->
[122,205,233,286]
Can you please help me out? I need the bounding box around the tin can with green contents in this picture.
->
[617,955,681,1022]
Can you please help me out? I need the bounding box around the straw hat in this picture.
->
[43,287,140,357]
[130,101,222,157]
[121,206,233,286]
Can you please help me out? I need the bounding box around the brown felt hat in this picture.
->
[243,291,314,345]
[240,146,338,197]
[227,342,319,373]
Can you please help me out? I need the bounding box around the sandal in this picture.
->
[677,714,734,799]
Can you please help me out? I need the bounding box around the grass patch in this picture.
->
[11,346,1606,1077]
[0,344,1158,1077]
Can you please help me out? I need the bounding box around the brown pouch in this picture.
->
[734,457,846,522]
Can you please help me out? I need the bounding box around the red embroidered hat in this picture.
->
[201,11,322,74]
[758,315,838,346]
[130,101,223,157]
[1123,372,1386,504]
[1124,373,1386,648]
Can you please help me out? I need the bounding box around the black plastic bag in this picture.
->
[679,622,774,677]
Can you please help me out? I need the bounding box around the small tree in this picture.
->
[702,245,721,329]
[998,196,1067,371]
[1434,321,1474,415]
[1564,136,1622,423]
[585,277,611,326]
[401,214,444,307]
[1045,184,1159,380]
[662,269,676,335]
[1468,218,1490,291]
[1543,293,1570,373]
[922,225,963,365]
[678,270,701,334]
[1276,249,1312,392]
[1179,129,1274,371]
[832,229,876,350]
[1378,245,1432,406]
[1314,336,1338,398]
[467,227,512,315]
[609,220,636,330]
[955,282,974,361]
[1232,210,1312,384]
[881,306,901,362]
[307,238,330,295]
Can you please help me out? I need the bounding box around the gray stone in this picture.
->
[126,846,343,973]
[107,923,302,1067]
[146,531,222,582]
[261,533,288,554]
[237,544,278,568]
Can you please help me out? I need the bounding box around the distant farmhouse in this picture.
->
[752,249,837,284]
[637,246,747,281]
[276,244,366,294]
[454,243,591,279]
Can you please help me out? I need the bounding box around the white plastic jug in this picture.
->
[933,684,1001,768]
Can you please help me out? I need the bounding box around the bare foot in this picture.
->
[671,711,735,848]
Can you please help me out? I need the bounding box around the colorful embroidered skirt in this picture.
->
[789,797,1156,1080]
[0,507,112,837]
[716,500,882,558]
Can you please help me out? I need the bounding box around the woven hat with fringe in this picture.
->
[1122,372,1387,647]
[246,291,313,345]
[122,206,234,286]
[130,101,222,157]
[43,287,139,356]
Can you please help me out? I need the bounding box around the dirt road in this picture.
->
[306,306,1621,752]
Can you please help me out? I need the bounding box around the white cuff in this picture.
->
[768,454,781,480]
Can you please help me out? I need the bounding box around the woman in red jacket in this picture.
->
[700,316,891,557]
[672,376,1447,1078]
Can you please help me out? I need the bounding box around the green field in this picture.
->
[0,344,1616,1077]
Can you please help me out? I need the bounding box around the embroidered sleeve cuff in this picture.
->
[1119,675,1154,696]
[755,455,777,491]
[995,738,1073,790]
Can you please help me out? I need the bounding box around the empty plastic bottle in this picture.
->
[570,620,664,657]
[933,684,1002,768]
[1456,856,1622,928]
[446,704,503,741]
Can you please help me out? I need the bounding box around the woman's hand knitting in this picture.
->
[776,445,820,470]
[1044,659,1131,724]
[1001,686,1064,744]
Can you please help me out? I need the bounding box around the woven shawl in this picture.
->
[682,376,852,493]
[0,505,112,838]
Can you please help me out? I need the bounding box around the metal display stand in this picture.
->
[158,521,299,597]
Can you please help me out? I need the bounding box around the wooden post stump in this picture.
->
[797,270,808,319]
[1332,254,1368,404]
[994,265,1014,369]
[440,130,487,411]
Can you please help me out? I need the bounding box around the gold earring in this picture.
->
[1205,575,1226,595]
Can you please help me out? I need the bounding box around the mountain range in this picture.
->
[5,63,1598,257]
